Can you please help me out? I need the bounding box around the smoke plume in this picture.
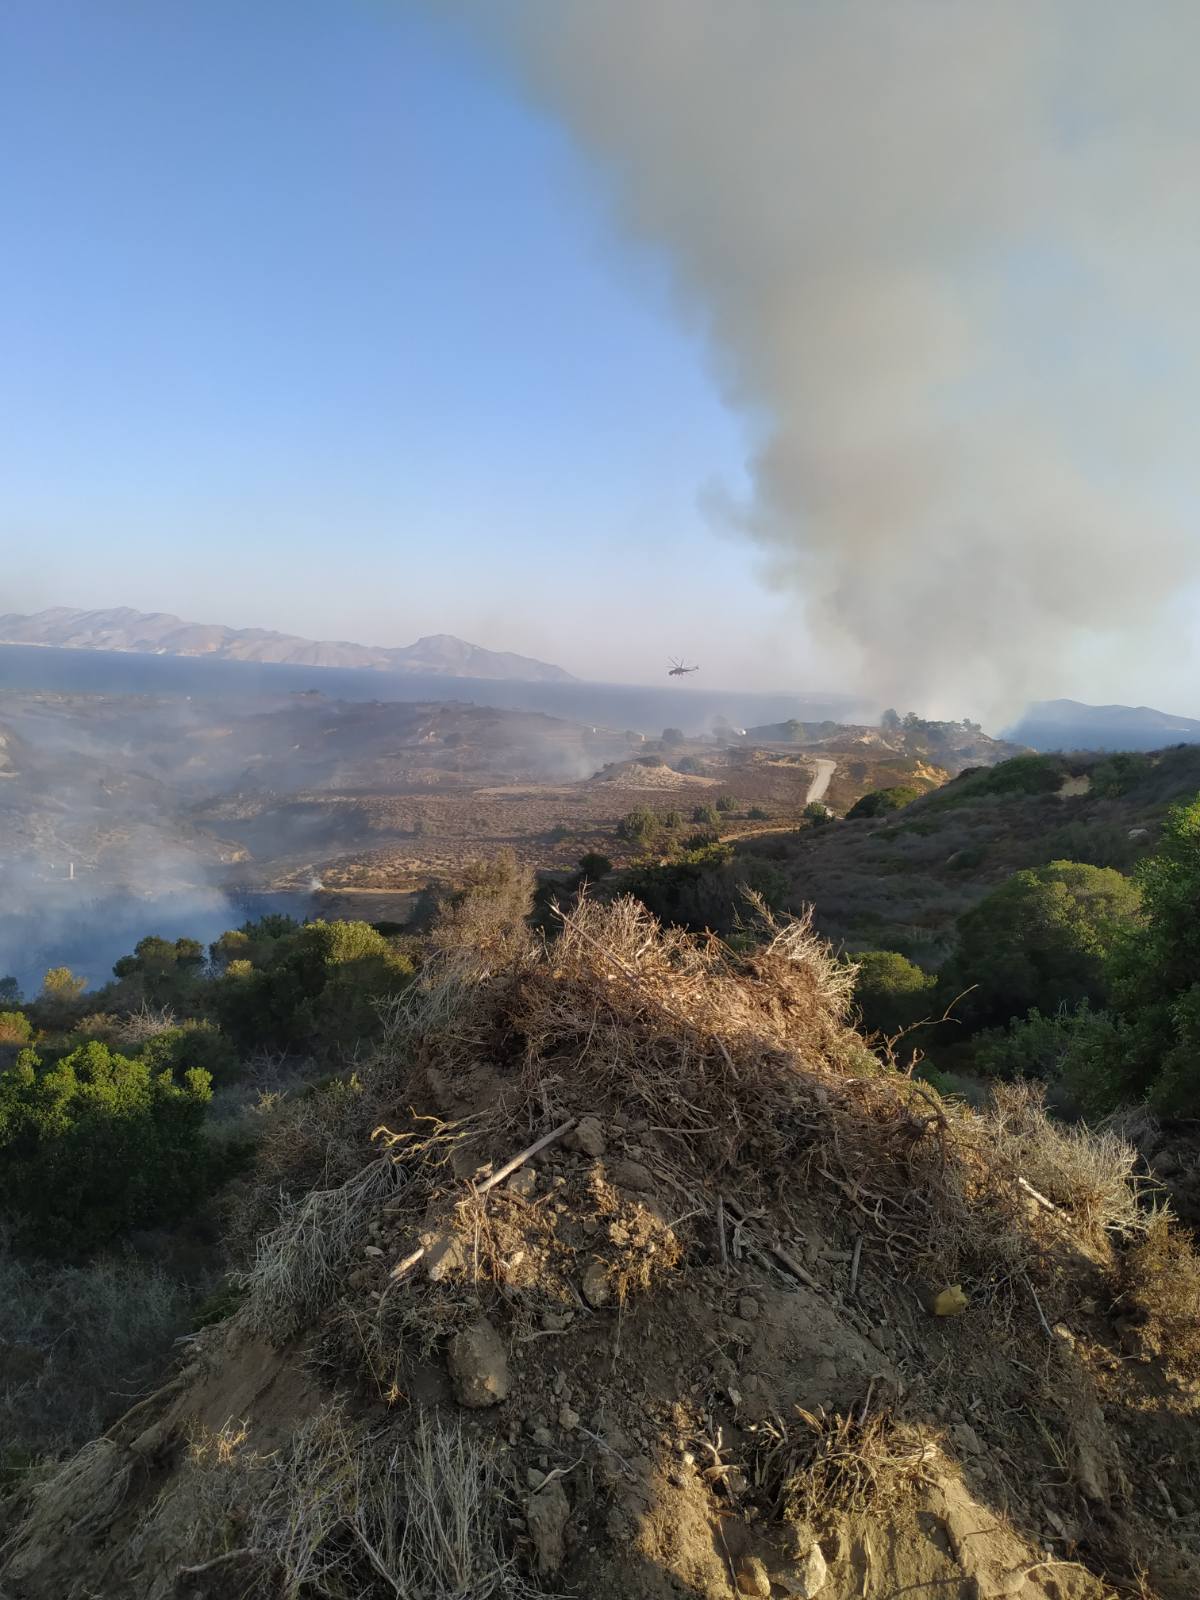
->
[452,2,1200,715]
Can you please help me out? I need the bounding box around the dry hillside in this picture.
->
[3,898,1197,1599]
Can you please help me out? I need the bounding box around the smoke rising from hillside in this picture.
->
[454,2,1200,715]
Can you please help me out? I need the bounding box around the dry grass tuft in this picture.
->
[752,1399,935,1529]
[237,1154,404,1339]
[171,1407,545,1599]
[1119,1209,1200,1380]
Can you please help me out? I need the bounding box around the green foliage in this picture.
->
[974,1004,1132,1119]
[213,918,415,1052]
[1090,752,1153,799]
[661,809,683,830]
[803,801,832,826]
[853,951,937,1035]
[0,977,21,1005]
[691,802,720,827]
[675,756,706,775]
[41,966,86,1002]
[138,1020,241,1086]
[661,727,685,747]
[209,914,301,970]
[714,794,737,813]
[747,805,771,821]
[846,786,919,820]
[929,754,1064,810]
[578,852,613,879]
[0,1011,32,1045]
[0,1041,212,1252]
[942,860,1141,1029]
[617,807,660,846]
[625,843,788,937]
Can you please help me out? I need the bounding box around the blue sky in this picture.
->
[3,2,1199,715]
[0,1,795,686]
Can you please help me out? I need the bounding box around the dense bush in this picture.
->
[617,807,660,846]
[852,951,937,1035]
[691,803,720,827]
[578,851,614,880]
[0,1011,32,1045]
[1089,752,1153,798]
[941,860,1141,1029]
[846,786,919,820]
[0,1041,212,1252]
[747,805,771,821]
[928,754,1064,810]
[213,919,415,1052]
[139,1020,241,1086]
[714,794,737,813]
[803,801,832,826]
[625,843,788,936]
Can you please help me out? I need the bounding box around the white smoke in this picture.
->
[447,2,1200,717]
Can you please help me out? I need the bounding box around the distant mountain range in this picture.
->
[1008,697,1200,752]
[0,606,575,683]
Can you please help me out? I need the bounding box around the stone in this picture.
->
[447,1318,510,1408]
[569,1116,606,1158]
[611,1158,654,1191]
[951,1421,983,1457]
[775,1543,828,1597]
[736,1555,772,1596]
[558,1405,581,1431]
[421,1228,467,1283]
[582,1259,611,1308]
[507,1164,538,1198]
[527,1478,571,1574]
[738,1295,760,1320]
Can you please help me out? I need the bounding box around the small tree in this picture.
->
[618,808,660,847]
[661,727,685,748]
[714,794,737,813]
[0,976,21,1005]
[41,966,86,1003]
[0,1041,213,1252]
[942,860,1141,1029]
[803,801,832,826]
[846,786,919,820]
[854,951,937,1035]
[578,852,613,880]
[691,803,720,827]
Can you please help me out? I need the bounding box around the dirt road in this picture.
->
[805,756,836,805]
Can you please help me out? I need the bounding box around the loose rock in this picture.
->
[738,1295,760,1320]
[736,1555,772,1596]
[447,1318,510,1408]
[611,1158,653,1191]
[582,1259,611,1308]
[569,1116,606,1158]
[527,1478,570,1575]
[507,1164,538,1198]
[775,1543,828,1597]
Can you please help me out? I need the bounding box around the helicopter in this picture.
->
[668,656,699,677]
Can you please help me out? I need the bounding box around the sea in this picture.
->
[0,642,870,736]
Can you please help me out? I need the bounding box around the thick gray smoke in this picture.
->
[451,2,1200,716]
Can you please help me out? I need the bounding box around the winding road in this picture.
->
[805,756,836,806]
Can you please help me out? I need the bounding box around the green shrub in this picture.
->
[1090,752,1153,799]
[846,786,919,820]
[941,860,1141,1029]
[0,1011,32,1045]
[0,1041,212,1253]
[928,754,1064,810]
[139,1020,241,1086]
[691,803,720,827]
[714,794,737,813]
[578,852,614,880]
[618,807,660,846]
[803,801,832,826]
[625,843,787,936]
[661,809,683,830]
[747,805,771,821]
[853,951,937,1035]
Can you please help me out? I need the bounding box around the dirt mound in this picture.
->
[590,759,716,789]
[5,901,1199,1599]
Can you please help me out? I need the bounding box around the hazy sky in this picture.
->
[3,2,1199,714]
